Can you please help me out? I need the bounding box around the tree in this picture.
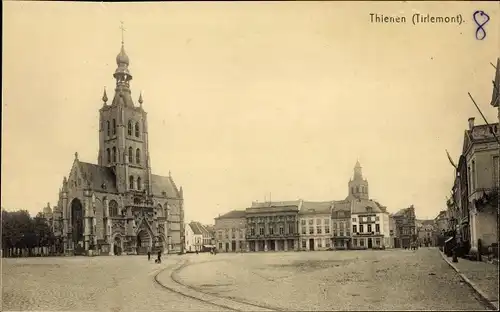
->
[2,209,55,255]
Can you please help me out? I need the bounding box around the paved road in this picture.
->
[167,248,489,311]
[2,254,231,312]
[2,248,490,311]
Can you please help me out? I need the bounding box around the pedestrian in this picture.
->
[147,246,151,261]
[157,250,161,264]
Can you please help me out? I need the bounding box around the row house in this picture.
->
[351,199,391,249]
[214,210,246,252]
[298,201,333,251]
[417,220,436,246]
[246,201,300,252]
[461,117,499,254]
[185,221,212,252]
[391,205,417,248]
[331,200,351,249]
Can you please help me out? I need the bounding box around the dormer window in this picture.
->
[162,191,167,196]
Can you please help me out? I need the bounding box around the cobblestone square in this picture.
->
[2,249,492,311]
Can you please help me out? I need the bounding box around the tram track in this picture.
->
[153,258,281,312]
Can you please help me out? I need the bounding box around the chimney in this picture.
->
[468,117,475,130]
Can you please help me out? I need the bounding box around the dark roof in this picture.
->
[189,222,204,235]
[351,199,383,214]
[216,210,246,219]
[79,162,117,192]
[332,200,351,212]
[151,174,180,198]
[251,200,301,208]
[300,201,333,214]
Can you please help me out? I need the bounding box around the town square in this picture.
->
[2,1,499,311]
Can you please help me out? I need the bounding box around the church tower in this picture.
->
[347,160,369,200]
[97,35,152,195]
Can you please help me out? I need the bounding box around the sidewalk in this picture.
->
[439,251,499,310]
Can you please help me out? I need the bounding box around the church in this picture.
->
[46,37,185,256]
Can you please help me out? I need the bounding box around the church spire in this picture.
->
[111,22,134,107]
[353,159,363,180]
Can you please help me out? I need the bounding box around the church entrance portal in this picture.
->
[136,230,151,255]
[113,236,122,255]
[71,198,84,254]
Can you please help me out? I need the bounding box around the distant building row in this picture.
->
[214,161,418,252]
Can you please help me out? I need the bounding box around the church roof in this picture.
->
[79,162,117,192]
[151,174,180,198]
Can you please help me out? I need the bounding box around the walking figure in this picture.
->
[147,246,151,261]
[156,250,162,264]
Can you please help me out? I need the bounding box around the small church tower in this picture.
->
[347,160,369,200]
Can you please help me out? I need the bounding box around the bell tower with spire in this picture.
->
[347,160,369,200]
[97,24,152,195]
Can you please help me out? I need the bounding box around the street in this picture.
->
[2,248,490,311]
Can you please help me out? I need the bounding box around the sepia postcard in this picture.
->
[2,1,499,311]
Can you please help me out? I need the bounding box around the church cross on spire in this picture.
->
[120,21,126,45]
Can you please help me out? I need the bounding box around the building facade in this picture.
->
[214,210,247,252]
[184,223,202,252]
[298,201,333,251]
[392,206,417,248]
[417,220,436,247]
[246,201,300,252]
[331,200,351,249]
[351,199,390,249]
[48,40,184,256]
[462,117,499,254]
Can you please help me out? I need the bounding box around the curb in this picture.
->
[439,251,499,311]
[154,259,275,312]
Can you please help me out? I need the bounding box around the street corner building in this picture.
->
[245,201,301,252]
[49,40,185,256]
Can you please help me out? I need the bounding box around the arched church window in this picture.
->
[128,147,133,163]
[107,148,111,164]
[112,147,117,163]
[137,177,142,190]
[129,175,134,190]
[109,200,118,217]
[136,148,141,164]
[106,121,110,136]
[135,122,140,137]
[128,121,133,136]
[112,119,116,135]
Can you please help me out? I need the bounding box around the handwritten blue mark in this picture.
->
[473,10,489,40]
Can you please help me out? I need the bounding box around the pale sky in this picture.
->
[2,1,499,225]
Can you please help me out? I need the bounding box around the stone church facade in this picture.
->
[51,40,184,256]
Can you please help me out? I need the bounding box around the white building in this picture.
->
[298,201,334,251]
[351,199,391,249]
[184,222,203,252]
